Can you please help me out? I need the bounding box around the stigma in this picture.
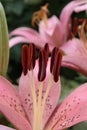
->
[32,3,49,27]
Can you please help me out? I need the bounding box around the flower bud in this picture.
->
[0,3,9,76]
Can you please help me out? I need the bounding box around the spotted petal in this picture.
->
[19,59,61,128]
[0,76,31,130]
[45,83,87,130]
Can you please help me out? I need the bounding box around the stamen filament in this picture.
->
[37,82,43,130]
[27,70,37,130]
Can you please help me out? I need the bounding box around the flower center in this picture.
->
[22,43,62,130]
[32,3,49,27]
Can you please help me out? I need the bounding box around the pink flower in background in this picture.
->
[1,44,87,130]
[9,0,87,51]
[62,21,87,76]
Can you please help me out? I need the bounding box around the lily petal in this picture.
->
[0,125,15,130]
[45,83,87,130]
[0,76,25,116]
[0,76,31,130]
[39,15,63,47]
[62,55,87,77]
[62,38,87,76]
[19,59,61,128]
[61,38,85,55]
[60,0,87,46]
[9,27,46,48]
[0,104,31,130]
[60,0,87,28]
[19,72,34,126]
[74,3,87,13]
[9,36,31,48]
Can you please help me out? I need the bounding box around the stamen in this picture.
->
[44,43,49,66]
[50,47,62,82]
[28,43,36,70]
[22,45,28,75]
[73,17,78,36]
[53,50,62,82]
[50,47,59,73]
[38,49,46,81]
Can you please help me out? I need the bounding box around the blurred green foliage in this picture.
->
[1,0,71,30]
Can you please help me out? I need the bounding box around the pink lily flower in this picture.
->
[9,0,87,51]
[62,21,87,76]
[1,44,87,130]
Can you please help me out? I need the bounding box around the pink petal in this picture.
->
[0,125,15,130]
[39,16,60,36]
[19,59,61,128]
[42,61,61,127]
[60,0,87,43]
[0,104,31,130]
[45,83,87,130]
[74,2,87,13]
[0,76,25,116]
[60,1,76,36]
[60,0,87,26]
[39,15,64,48]
[9,36,31,48]
[61,38,84,55]
[19,72,34,126]
[62,55,87,77]
[9,27,46,48]
[61,38,87,76]
[0,76,31,130]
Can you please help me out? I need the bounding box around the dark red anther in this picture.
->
[22,45,28,75]
[38,49,46,81]
[53,50,62,82]
[73,17,78,36]
[50,47,62,82]
[78,18,84,23]
[44,43,49,66]
[50,47,59,73]
[28,43,36,70]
